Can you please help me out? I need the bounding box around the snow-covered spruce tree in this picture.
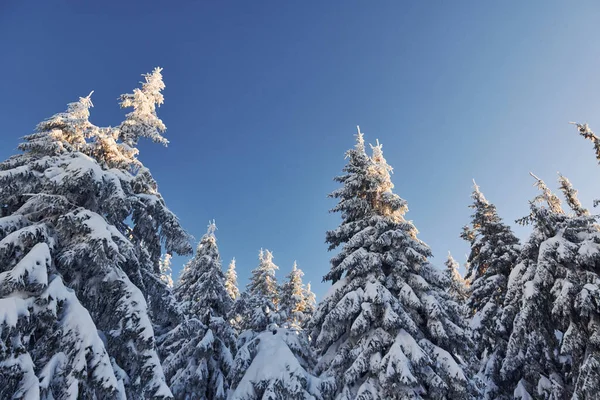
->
[460,181,520,396]
[240,249,281,335]
[163,221,236,400]
[280,261,309,329]
[225,258,241,301]
[0,69,192,399]
[444,253,468,304]
[499,173,600,399]
[303,282,317,327]
[229,324,334,400]
[311,129,474,399]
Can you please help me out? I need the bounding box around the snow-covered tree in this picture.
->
[225,258,240,301]
[572,122,600,166]
[312,130,474,399]
[498,172,600,399]
[558,173,589,217]
[239,249,280,334]
[280,261,308,328]
[444,252,468,304]
[119,67,168,148]
[460,181,520,396]
[0,69,192,399]
[166,221,236,399]
[160,253,174,288]
[303,282,317,326]
[229,325,334,400]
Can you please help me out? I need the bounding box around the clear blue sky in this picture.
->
[2,1,600,299]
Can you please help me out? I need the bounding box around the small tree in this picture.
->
[445,252,469,304]
[280,262,308,328]
[225,258,241,301]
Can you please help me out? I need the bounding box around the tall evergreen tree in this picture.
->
[0,69,192,399]
[165,222,236,400]
[499,173,600,399]
[312,129,473,399]
[460,181,520,396]
[225,258,240,301]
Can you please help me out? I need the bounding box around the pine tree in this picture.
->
[0,69,192,399]
[166,221,236,400]
[225,258,240,301]
[460,181,520,396]
[444,252,468,304]
[280,261,308,328]
[312,130,473,399]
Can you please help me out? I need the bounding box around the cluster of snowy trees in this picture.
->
[1,68,599,399]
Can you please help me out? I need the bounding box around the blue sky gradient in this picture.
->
[2,1,600,298]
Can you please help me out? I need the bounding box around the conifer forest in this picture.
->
[1,66,599,400]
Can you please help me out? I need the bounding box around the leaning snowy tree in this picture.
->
[163,221,236,400]
[311,128,475,399]
[0,68,192,399]
[460,181,520,397]
[498,172,600,399]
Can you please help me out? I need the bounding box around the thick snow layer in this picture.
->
[230,328,324,400]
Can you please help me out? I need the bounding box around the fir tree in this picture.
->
[0,69,192,399]
[460,181,520,397]
[280,261,308,328]
[242,249,280,334]
[166,221,236,400]
[312,130,474,399]
[303,282,317,327]
[499,173,600,399]
[225,258,240,301]
[444,252,468,304]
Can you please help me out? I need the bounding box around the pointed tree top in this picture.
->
[206,220,217,236]
[445,252,459,270]
[370,139,384,163]
[529,172,564,214]
[557,172,589,216]
[81,91,94,108]
[355,125,365,151]
[470,179,489,206]
[292,260,297,271]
